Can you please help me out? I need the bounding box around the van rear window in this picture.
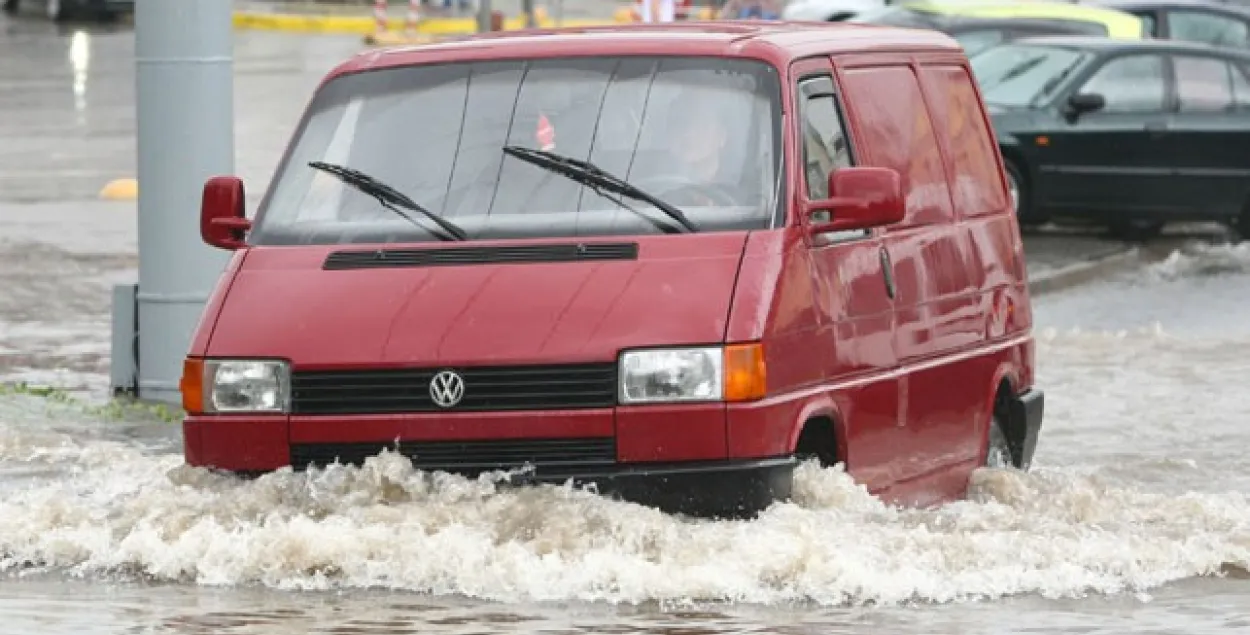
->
[250,56,783,245]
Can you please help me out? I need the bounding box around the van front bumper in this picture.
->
[499,456,797,518]
[182,411,798,519]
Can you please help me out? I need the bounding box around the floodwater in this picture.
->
[3,243,1250,634]
[3,12,1250,635]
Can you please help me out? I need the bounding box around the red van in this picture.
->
[180,21,1045,518]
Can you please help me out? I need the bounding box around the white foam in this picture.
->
[0,447,1246,607]
[1143,241,1250,282]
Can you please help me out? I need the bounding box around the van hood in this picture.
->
[205,233,750,368]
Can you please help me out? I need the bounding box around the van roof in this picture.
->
[328,21,964,80]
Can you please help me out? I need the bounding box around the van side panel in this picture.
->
[920,63,1035,464]
[919,63,1034,346]
[838,62,986,490]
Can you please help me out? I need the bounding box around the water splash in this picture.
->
[0,447,1248,607]
[1143,241,1250,282]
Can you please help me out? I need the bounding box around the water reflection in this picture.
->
[68,29,90,123]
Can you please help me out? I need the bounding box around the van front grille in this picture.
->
[290,363,618,415]
[290,437,617,477]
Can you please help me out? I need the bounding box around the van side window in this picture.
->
[798,75,853,200]
[838,65,955,228]
[921,65,1009,217]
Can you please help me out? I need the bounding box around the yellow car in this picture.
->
[884,0,1148,38]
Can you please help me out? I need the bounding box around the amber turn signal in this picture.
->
[180,358,205,415]
[723,343,767,402]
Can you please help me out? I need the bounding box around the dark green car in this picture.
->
[2,0,132,22]
[971,36,1250,238]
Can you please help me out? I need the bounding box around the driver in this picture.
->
[667,100,731,186]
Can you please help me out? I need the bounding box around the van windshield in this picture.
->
[250,56,783,245]
[970,44,1092,108]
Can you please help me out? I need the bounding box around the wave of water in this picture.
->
[0,436,1248,608]
[1142,241,1250,282]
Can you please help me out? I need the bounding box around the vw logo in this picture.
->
[429,370,465,408]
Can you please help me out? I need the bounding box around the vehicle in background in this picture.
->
[180,22,1045,519]
[971,36,1250,238]
[1,0,131,22]
[785,0,1148,38]
[783,0,884,22]
[1087,0,1250,49]
[847,8,1111,56]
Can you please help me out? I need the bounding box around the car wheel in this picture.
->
[984,414,1014,469]
[2,0,18,14]
[1233,198,1250,242]
[47,0,70,21]
[1109,219,1165,242]
[1003,157,1045,227]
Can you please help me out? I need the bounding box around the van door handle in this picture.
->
[1144,121,1169,137]
[879,247,896,300]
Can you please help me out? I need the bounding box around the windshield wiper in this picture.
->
[308,161,468,241]
[501,145,699,234]
[984,56,1046,90]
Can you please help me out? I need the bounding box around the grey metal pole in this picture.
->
[522,0,535,27]
[115,0,234,405]
[476,0,492,32]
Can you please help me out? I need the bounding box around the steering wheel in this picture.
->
[632,174,743,208]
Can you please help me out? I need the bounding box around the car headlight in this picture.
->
[181,358,290,414]
[618,344,767,405]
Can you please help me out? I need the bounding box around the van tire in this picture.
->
[794,417,839,468]
[2,0,17,14]
[1003,157,1044,227]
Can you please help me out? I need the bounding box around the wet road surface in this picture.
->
[3,13,1250,635]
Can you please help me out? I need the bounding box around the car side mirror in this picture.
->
[200,175,251,250]
[804,166,905,236]
[1064,92,1105,119]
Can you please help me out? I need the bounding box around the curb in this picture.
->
[1027,246,1139,296]
[231,10,620,35]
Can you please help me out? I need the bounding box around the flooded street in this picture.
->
[3,13,1250,635]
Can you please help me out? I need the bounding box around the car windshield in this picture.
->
[250,56,783,245]
[970,44,1092,108]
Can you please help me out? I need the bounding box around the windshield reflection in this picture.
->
[970,44,1091,108]
[252,56,783,246]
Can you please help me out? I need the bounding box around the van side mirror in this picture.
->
[201,175,251,250]
[804,166,905,235]
[1064,92,1105,119]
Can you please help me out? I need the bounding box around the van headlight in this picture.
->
[618,344,767,405]
[181,359,290,414]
